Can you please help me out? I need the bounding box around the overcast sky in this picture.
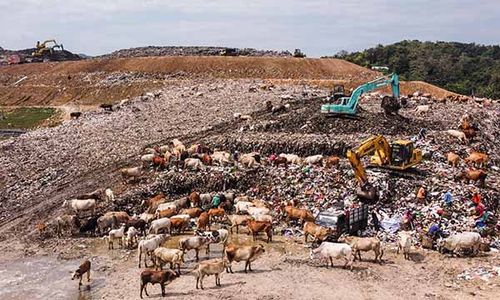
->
[1,0,499,57]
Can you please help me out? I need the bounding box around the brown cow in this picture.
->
[140,269,178,298]
[188,191,201,208]
[208,208,225,222]
[273,156,288,167]
[197,212,210,231]
[152,156,168,169]
[225,244,266,273]
[284,206,315,224]
[447,152,460,167]
[465,152,489,168]
[200,154,212,166]
[156,208,177,219]
[170,217,189,234]
[340,236,383,262]
[142,193,166,214]
[247,220,272,243]
[303,222,330,243]
[456,169,487,186]
[324,156,340,168]
[180,207,203,218]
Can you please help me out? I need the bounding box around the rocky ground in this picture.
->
[0,78,499,299]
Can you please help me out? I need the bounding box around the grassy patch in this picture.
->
[0,107,56,129]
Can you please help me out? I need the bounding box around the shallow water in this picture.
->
[0,257,103,300]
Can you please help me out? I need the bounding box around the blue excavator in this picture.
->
[320,73,403,116]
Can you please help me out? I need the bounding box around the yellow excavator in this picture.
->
[32,39,64,57]
[346,135,422,200]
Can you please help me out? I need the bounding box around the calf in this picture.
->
[303,222,330,243]
[225,244,266,273]
[140,269,178,299]
[194,258,228,289]
[310,242,353,270]
[71,260,91,290]
[247,219,273,243]
[107,224,126,249]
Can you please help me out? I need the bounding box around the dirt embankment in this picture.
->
[0,56,381,107]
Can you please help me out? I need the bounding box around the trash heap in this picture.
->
[99,46,292,59]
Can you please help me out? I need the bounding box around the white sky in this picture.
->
[1,0,499,57]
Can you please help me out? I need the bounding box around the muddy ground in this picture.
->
[1,231,498,300]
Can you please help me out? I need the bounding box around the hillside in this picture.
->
[332,40,500,99]
[0,55,461,107]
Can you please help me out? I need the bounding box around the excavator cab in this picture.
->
[390,141,413,166]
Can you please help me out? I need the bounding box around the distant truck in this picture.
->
[315,205,369,242]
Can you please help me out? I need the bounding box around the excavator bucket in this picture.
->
[381,96,401,115]
[356,184,379,203]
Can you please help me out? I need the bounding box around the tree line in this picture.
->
[330,40,500,99]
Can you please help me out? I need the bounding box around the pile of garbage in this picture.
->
[458,266,500,281]
[0,47,81,65]
[99,46,292,59]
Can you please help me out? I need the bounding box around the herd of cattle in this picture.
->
[50,138,488,298]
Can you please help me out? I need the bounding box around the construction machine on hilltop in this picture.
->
[31,39,64,58]
[347,135,422,201]
[321,73,404,117]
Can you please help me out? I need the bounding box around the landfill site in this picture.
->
[0,44,499,300]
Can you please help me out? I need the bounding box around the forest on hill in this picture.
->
[332,40,500,99]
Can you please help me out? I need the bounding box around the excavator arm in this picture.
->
[321,73,400,116]
[346,135,392,185]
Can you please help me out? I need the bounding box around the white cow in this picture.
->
[310,242,354,270]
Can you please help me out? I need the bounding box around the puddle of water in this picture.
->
[0,257,103,300]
